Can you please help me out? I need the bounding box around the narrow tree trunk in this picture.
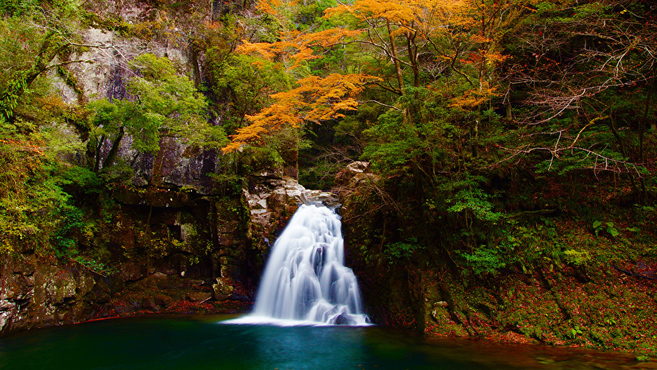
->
[102,126,125,171]
[638,70,655,205]
[387,20,404,93]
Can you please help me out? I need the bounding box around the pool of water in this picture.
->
[0,315,644,369]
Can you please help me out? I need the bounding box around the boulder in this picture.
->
[243,175,339,251]
[212,278,234,301]
[335,161,370,185]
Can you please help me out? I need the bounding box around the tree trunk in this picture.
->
[387,20,405,93]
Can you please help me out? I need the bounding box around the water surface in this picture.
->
[0,315,644,369]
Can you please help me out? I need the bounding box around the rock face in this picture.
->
[0,255,98,333]
[53,0,220,195]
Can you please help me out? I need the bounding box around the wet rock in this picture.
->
[335,161,369,184]
[117,263,148,283]
[45,272,77,304]
[335,314,348,325]
[243,175,339,251]
[0,310,13,332]
[75,274,96,299]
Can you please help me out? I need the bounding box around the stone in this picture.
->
[152,272,168,280]
[45,271,76,304]
[0,311,12,332]
[117,263,148,283]
[0,299,14,311]
[154,296,174,307]
[186,292,212,302]
[346,161,370,173]
[141,298,157,310]
[243,175,340,250]
[334,314,348,325]
[335,161,370,185]
[75,274,96,299]
[212,278,234,301]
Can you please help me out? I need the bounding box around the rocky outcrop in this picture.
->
[0,255,99,333]
[243,174,338,247]
[336,162,424,329]
[55,1,219,195]
[334,161,378,188]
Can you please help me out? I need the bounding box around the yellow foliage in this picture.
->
[256,0,285,16]
[224,0,532,153]
[449,83,499,110]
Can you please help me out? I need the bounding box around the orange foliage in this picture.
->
[256,0,290,18]
[222,0,524,153]
[325,0,471,36]
[221,5,375,153]
[0,139,44,155]
[237,28,361,72]
[326,0,526,98]
[449,83,499,110]
[222,73,380,153]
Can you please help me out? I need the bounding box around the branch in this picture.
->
[570,116,608,148]
[611,264,657,281]
[358,100,401,111]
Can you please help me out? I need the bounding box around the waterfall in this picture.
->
[227,204,370,326]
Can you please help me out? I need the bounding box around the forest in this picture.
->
[0,0,655,360]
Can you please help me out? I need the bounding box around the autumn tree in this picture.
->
[321,0,528,176]
[220,0,379,155]
[293,0,540,260]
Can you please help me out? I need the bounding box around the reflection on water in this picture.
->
[0,315,646,369]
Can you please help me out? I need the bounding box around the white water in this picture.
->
[226,204,370,326]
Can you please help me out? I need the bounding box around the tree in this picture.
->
[324,0,525,183]
[0,0,100,257]
[503,0,657,203]
[222,72,379,153]
[316,0,535,257]
[88,54,209,177]
[0,1,90,123]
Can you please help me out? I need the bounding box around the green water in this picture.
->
[0,315,643,369]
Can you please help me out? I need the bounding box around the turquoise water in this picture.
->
[0,315,642,369]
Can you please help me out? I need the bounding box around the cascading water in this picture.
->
[227,204,370,326]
